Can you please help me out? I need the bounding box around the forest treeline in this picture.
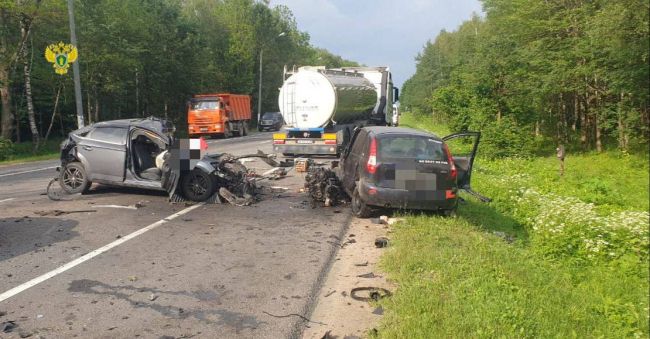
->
[0,0,358,146]
[401,0,649,156]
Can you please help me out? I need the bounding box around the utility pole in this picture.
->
[257,48,263,126]
[67,0,84,128]
[257,32,285,127]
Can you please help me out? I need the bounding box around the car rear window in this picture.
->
[378,135,445,161]
[89,127,127,144]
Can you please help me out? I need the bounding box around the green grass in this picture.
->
[0,139,62,165]
[375,112,649,338]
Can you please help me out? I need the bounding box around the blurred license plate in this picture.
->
[297,140,313,144]
[200,128,208,132]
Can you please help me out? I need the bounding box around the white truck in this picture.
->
[273,66,398,156]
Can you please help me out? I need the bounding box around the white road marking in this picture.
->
[0,166,57,178]
[0,198,15,204]
[0,203,204,303]
[258,140,269,145]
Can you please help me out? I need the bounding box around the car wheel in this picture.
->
[351,186,374,218]
[180,169,215,202]
[59,162,91,194]
[441,208,457,218]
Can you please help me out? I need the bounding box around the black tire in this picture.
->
[441,208,457,218]
[242,122,248,136]
[180,170,215,202]
[223,124,232,139]
[351,186,374,218]
[59,162,91,194]
[258,126,263,132]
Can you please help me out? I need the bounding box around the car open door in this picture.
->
[442,131,491,202]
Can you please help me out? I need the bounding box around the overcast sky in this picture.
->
[269,0,483,88]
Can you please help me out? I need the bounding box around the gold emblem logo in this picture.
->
[44,42,78,75]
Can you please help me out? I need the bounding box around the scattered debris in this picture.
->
[379,215,389,224]
[354,261,369,267]
[357,272,379,279]
[387,217,404,225]
[36,315,43,319]
[372,306,384,315]
[324,290,336,298]
[350,287,392,302]
[304,166,346,207]
[320,330,333,339]
[128,276,137,282]
[262,311,326,325]
[374,237,389,248]
[35,209,96,216]
[295,158,313,173]
[149,294,158,301]
[1,320,16,333]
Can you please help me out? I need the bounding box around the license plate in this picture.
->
[297,140,313,144]
[200,128,208,132]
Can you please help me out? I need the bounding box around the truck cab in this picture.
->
[188,94,251,138]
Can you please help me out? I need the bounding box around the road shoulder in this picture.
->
[302,216,394,338]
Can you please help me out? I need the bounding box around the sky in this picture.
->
[269,0,483,88]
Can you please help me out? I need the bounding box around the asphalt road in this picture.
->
[0,132,350,338]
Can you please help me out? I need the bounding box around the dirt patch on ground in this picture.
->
[302,216,395,338]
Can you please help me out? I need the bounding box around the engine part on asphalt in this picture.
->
[350,287,392,302]
[304,166,346,207]
[374,237,389,248]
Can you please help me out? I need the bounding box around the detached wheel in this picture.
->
[180,170,215,202]
[351,186,374,218]
[59,162,91,194]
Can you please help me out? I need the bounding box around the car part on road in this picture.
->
[350,287,392,302]
[374,237,389,248]
[304,166,346,208]
[261,310,326,325]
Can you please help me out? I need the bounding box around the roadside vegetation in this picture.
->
[375,113,649,338]
[0,0,359,155]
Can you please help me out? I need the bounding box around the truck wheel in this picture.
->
[59,162,91,194]
[242,123,248,136]
[180,170,215,202]
[223,124,231,138]
[351,186,374,218]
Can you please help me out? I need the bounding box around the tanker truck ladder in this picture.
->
[283,81,297,127]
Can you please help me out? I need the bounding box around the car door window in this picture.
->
[89,127,127,144]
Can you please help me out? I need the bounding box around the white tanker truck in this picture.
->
[272,66,398,156]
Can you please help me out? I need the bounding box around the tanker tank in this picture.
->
[278,67,377,129]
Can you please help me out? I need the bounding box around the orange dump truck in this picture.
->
[187,94,251,138]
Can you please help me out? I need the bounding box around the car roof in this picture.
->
[362,126,441,140]
[89,117,173,133]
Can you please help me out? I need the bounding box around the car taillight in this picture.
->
[273,139,285,144]
[366,137,377,174]
[443,143,457,180]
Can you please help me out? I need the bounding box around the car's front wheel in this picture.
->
[351,186,374,218]
[180,170,215,201]
[59,162,91,194]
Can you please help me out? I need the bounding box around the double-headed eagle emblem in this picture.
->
[44,42,78,75]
